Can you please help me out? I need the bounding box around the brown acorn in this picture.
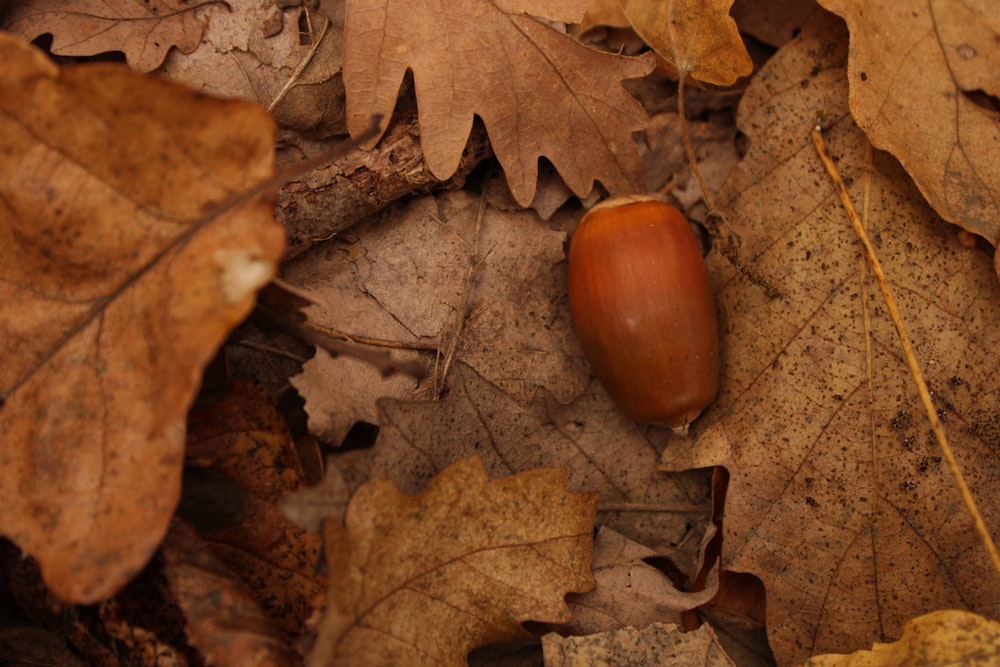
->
[568,195,720,430]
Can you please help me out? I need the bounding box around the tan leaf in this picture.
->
[342,0,653,206]
[619,0,753,84]
[660,12,1000,664]
[372,362,710,554]
[283,190,589,444]
[805,610,1000,666]
[542,622,737,666]
[579,0,630,32]
[1,0,215,72]
[0,34,284,603]
[818,0,1000,244]
[307,456,599,667]
[157,1,348,136]
[565,526,718,634]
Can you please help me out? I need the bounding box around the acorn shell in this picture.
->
[568,196,720,429]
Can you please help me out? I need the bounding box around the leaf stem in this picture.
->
[811,125,1000,582]
[676,76,715,211]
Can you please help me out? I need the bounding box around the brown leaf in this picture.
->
[619,0,753,84]
[818,0,1000,244]
[372,363,710,550]
[284,189,590,444]
[185,381,325,636]
[542,622,737,666]
[0,34,284,603]
[805,610,1000,666]
[1,0,215,72]
[157,2,348,136]
[661,12,1000,663]
[342,0,653,206]
[307,456,599,667]
[564,527,718,634]
[162,520,297,667]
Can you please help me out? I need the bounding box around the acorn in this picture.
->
[568,195,720,431]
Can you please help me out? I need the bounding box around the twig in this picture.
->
[811,125,1000,582]
[302,320,440,352]
[598,503,711,514]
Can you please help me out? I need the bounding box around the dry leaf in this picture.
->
[1,0,213,72]
[805,610,1000,666]
[542,622,736,666]
[284,189,590,443]
[184,381,325,636]
[162,521,297,667]
[619,0,753,84]
[157,1,348,136]
[307,456,599,667]
[579,0,630,32]
[279,458,351,531]
[343,0,653,206]
[660,12,1000,663]
[818,0,1000,245]
[373,362,711,553]
[731,0,820,48]
[0,34,284,603]
[565,526,718,634]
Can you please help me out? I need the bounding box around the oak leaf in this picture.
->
[342,0,653,206]
[805,610,1000,666]
[564,527,718,634]
[542,622,736,666]
[372,362,708,550]
[0,34,284,603]
[307,456,599,667]
[818,0,1000,245]
[661,12,1000,664]
[1,0,216,72]
[619,0,753,85]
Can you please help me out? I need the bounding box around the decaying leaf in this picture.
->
[157,1,348,136]
[1,0,217,72]
[372,362,710,551]
[343,0,653,206]
[818,0,1000,245]
[184,381,325,636]
[284,189,589,444]
[619,0,753,84]
[0,34,284,603]
[564,527,718,634]
[162,521,297,667]
[805,610,1000,666]
[660,12,1000,664]
[542,622,737,666]
[308,456,599,667]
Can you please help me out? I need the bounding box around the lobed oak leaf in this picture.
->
[342,0,653,206]
[0,34,285,603]
[542,622,737,666]
[805,610,1000,666]
[307,456,600,667]
[818,0,1000,246]
[661,12,1000,664]
[619,0,753,85]
[372,362,709,554]
[1,0,218,73]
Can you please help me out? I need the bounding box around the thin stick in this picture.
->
[598,503,711,514]
[811,126,1000,581]
[303,320,440,352]
[676,76,715,211]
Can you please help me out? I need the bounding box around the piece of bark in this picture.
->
[275,109,493,258]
